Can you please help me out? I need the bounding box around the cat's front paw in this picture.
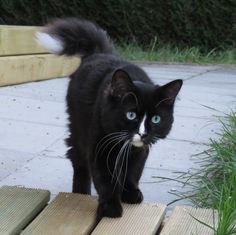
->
[122,188,143,204]
[97,200,123,219]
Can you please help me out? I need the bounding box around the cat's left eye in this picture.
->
[151,115,161,124]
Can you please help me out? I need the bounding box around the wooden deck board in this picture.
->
[160,206,218,235]
[0,186,50,235]
[0,54,80,86]
[92,203,166,235]
[0,185,219,234]
[21,193,98,235]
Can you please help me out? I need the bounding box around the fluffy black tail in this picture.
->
[36,18,116,58]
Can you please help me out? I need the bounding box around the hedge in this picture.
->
[0,0,235,51]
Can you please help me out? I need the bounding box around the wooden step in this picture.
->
[1,186,218,235]
[91,202,166,235]
[0,25,81,86]
[0,25,46,56]
[22,192,166,235]
[0,186,50,235]
[0,54,80,86]
[160,205,218,235]
[21,193,98,235]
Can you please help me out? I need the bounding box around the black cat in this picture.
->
[37,18,182,220]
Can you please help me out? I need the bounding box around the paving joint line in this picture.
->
[39,132,68,155]
[166,138,209,145]
[184,66,222,81]
[0,155,37,183]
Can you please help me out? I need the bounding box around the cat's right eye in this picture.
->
[126,111,137,120]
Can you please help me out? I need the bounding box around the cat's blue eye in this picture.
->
[151,115,161,124]
[126,111,137,120]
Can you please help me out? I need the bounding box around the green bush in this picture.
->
[0,0,235,51]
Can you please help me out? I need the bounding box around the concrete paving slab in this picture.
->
[0,149,35,181]
[179,83,236,96]
[0,78,69,102]
[41,134,68,158]
[0,119,65,153]
[175,106,225,119]
[180,86,236,106]
[146,139,206,171]
[148,72,194,81]
[186,71,236,89]
[0,95,67,126]
[175,99,234,116]
[141,64,219,73]
[168,115,222,143]
[142,64,220,86]
[0,156,73,195]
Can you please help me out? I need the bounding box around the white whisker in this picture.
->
[122,142,131,191]
[95,131,127,155]
[95,132,128,162]
[106,135,128,177]
[112,140,129,181]
[113,140,130,191]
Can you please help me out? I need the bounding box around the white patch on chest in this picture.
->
[131,134,144,147]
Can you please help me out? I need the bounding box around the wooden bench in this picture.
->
[0,186,217,235]
[0,25,80,86]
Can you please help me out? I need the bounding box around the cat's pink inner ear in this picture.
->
[159,79,183,104]
[110,69,134,97]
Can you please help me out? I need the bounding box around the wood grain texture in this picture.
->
[91,203,166,235]
[0,25,46,56]
[0,186,50,235]
[22,193,98,235]
[0,54,80,86]
[160,206,218,235]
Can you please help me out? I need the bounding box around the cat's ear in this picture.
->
[110,69,135,98]
[121,92,138,106]
[158,79,183,105]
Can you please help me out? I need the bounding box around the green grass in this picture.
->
[154,113,236,234]
[117,43,236,64]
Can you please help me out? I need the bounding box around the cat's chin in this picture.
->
[131,141,144,147]
[131,134,145,147]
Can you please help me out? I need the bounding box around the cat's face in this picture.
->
[101,69,182,148]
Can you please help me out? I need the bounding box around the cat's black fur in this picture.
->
[40,18,183,220]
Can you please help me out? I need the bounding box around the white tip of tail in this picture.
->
[36,32,64,54]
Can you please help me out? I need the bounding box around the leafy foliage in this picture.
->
[0,0,235,51]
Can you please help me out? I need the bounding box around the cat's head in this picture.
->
[101,69,182,148]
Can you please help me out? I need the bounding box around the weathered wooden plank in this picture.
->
[22,193,98,235]
[0,54,80,86]
[0,186,50,235]
[0,25,47,56]
[160,206,218,235]
[91,203,166,235]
